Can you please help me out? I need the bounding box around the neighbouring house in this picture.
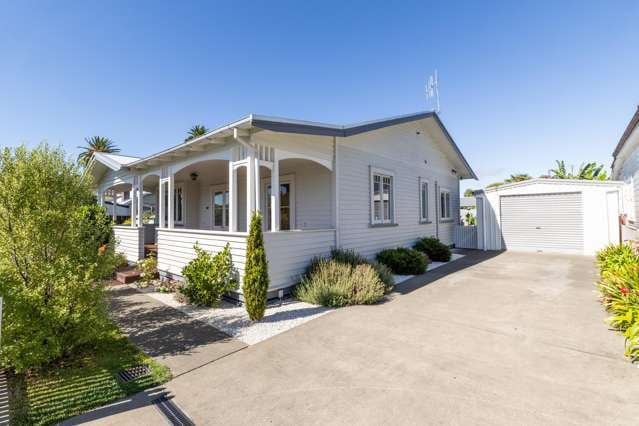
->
[475,179,624,255]
[612,105,639,223]
[86,111,476,297]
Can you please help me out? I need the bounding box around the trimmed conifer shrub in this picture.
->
[414,236,452,262]
[243,211,269,320]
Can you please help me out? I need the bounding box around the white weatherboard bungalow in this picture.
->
[86,111,476,297]
[612,106,639,222]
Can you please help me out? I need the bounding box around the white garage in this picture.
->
[475,179,625,255]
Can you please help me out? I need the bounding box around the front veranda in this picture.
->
[100,146,336,295]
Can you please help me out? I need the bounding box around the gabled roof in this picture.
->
[125,111,477,180]
[84,152,140,184]
[92,152,140,170]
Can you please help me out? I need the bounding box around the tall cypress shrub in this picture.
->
[243,211,269,320]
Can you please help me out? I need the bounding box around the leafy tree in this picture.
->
[504,173,532,183]
[0,144,116,372]
[185,125,209,142]
[77,136,119,166]
[243,212,269,321]
[463,188,474,197]
[486,181,504,189]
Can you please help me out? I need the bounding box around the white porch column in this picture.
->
[158,181,165,228]
[270,152,280,231]
[228,163,237,232]
[167,173,175,229]
[246,149,256,226]
[137,185,144,227]
[130,185,137,228]
[111,190,117,222]
[254,153,261,215]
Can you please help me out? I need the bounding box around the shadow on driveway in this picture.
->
[108,286,247,377]
[392,249,504,295]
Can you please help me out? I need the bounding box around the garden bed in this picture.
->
[7,326,170,425]
[393,253,465,284]
[135,284,332,345]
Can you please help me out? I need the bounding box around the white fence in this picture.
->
[454,225,477,249]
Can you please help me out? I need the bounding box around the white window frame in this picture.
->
[210,184,229,230]
[261,174,296,231]
[440,188,451,220]
[174,182,185,225]
[419,177,430,222]
[370,166,396,225]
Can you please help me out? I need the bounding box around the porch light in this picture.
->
[190,172,198,181]
[451,169,457,175]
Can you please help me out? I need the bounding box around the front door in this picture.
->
[265,182,293,230]
[211,185,229,230]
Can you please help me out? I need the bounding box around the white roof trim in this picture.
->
[475,178,623,195]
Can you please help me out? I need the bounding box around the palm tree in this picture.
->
[77,136,119,166]
[185,125,209,142]
[504,173,532,183]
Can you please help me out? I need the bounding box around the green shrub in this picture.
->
[596,243,639,275]
[414,236,451,262]
[295,259,385,307]
[181,243,238,306]
[121,218,132,225]
[243,212,269,320]
[372,262,395,292]
[376,247,427,275]
[596,243,639,361]
[137,255,157,287]
[0,144,116,372]
[306,248,394,291]
[114,252,129,269]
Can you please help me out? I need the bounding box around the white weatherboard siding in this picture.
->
[264,230,336,290]
[113,226,144,262]
[337,122,460,258]
[157,228,248,280]
[477,180,624,255]
[614,144,639,221]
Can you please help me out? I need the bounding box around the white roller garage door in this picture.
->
[500,192,583,254]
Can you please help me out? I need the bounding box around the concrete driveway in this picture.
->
[77,251,639,425]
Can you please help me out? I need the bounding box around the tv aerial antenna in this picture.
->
[426,70,440,113]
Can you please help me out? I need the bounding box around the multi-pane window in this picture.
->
[371,169,394,224]
[212,189,229,229]
[440,189,451,220]
[266,183,291,230]
[420,180,429,221]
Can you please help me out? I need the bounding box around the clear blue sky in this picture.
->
[1,1,638,191]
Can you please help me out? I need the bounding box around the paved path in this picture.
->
[108,285,247,377]
[73,252,639,425]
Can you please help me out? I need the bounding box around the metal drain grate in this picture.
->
[153,396,195,426]
[117,365,151,383]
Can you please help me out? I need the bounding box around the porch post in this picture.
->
[254,153,261,215]
[137,185,144,227]
[228,163,237,232]
[130,184,137,228]
[158,181,165,228]
[111,190,117,223]
[167,173,175,229]
[271,151,280,231]
[246,149,255,225]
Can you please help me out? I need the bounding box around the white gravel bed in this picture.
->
[134,286,332,346]
[393,253,465,284]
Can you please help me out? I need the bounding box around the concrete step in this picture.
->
[115,268,141,284]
